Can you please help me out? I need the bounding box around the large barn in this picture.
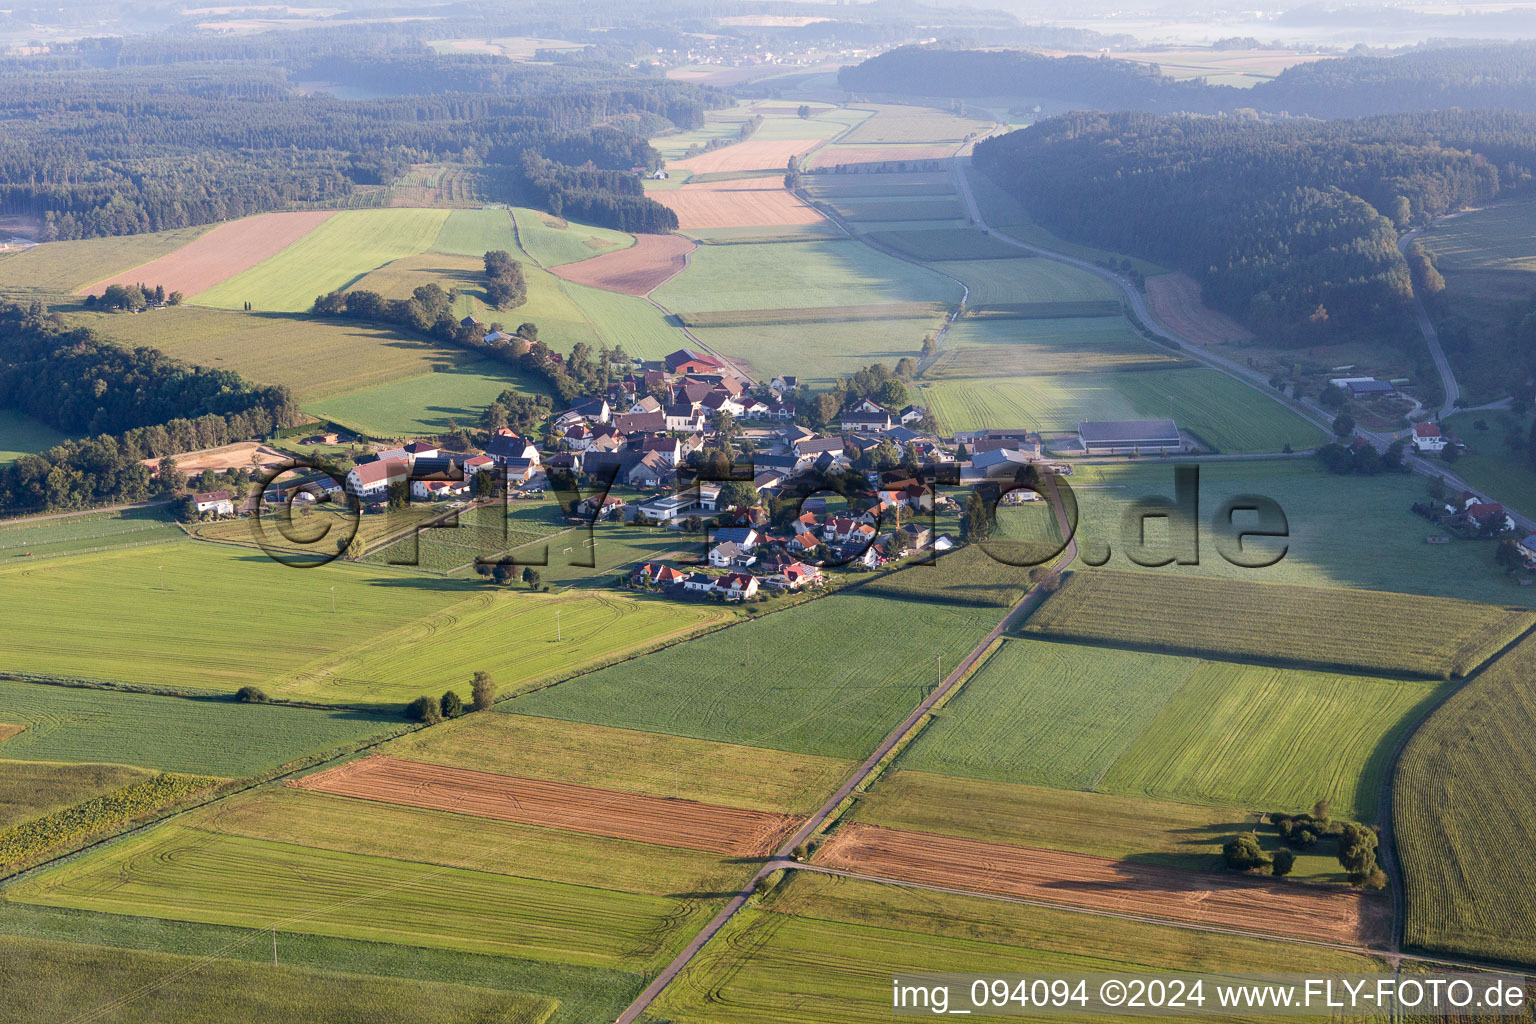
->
[1078,419,1184,454]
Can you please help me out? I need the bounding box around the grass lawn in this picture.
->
[923,366,1326,453]
[655,874,1385,1024]
[0,541,479,693]
[194,209,450,312]
[691,315,945,384]
[388,713,855,813]
[900,637,1440,821]
[11,825,712,970]
[1440,412,1536,518]
[0,679,397,777]
[938,256,1120,306]
[857,771,1352,882]
[0,226,213,298]
[929,315,1185,377]
[0,761,153,830]
[1023,569,1531,679]
[272,588,730,706]
[430,208,520,256]
[0,409,68,464]
[0,935,554,1024]
[73,304,474,403]
[1397,632,1536,965]
[0,903,641,1024]
[511,208,633,268]
[1058,459,1536,603]
[303,360,545,438]
[652,237,961,313]
[510,547,1030,759]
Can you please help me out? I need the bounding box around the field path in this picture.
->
[1398,223,1462,419]
[613,476,1079,1024]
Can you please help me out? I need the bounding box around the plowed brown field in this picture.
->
[293,755,803,856]
[671,139,821,174]
[550,234,694,295]
[0,724,23,743]
[816,823,1386,946]
[80,211,335,298]
[654,177,826,230]
[1146,272,1253,345]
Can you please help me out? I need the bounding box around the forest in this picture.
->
[0,57,715,239]
[0,303,299,513]
[974,110,1536,345]
[840,42,1536,118]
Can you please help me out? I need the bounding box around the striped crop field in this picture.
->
[1021,570,1533,679]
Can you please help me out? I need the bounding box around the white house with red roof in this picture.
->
[1411,422,1447,453]
[713,572,759,600]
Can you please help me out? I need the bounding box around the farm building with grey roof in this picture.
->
[1078,419,1184,454]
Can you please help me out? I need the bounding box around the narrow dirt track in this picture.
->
[291,755,802,857]
[816,823,1388,947]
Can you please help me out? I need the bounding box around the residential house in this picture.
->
[841,404,893,433]
[708,541,756,569]
[611,411,666,435]
[899,404,926,425]
[402,441,438,461]
[1463,501,1515,534]
[681,572,715,594]
[789,532,821,556]
[629,395,663,415]
[698,483,722,512]
[739,397,771,419]
[1412,422,1448,453]
[485,433,539,465]
[791,511,820,536]
[411,478,467,501]
[713,572,759,600]
[823,517,863,544]
[627,450,670,489]
[578,493,626,521]
[502,457,541,485]
[462,454,495,477]
[1519,534,1536,566]
[753,469,786,493]
[966,448,1036,481]
[714,526,758,551]
[193,490,234,515]
[793,436,845,460]
[637,435,682,467]
[770,375,798,392]
[702,390,745,418]
[346,459,409,500]
[562,423,595,450]
[633,562,686,586]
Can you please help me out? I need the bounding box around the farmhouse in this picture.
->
[633,562,686,586]
[1078,419,1184,454]
[1412,422,1448,453]
[709,540,755,569]
[193,490,234,515]
[345,459,409,499]
[578,493,626,521]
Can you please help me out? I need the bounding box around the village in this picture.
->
[172,347,1206,599]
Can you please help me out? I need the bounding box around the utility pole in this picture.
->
[158,565,164,591]
[330,586,336,614]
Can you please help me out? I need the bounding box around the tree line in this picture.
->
[974,109,1536,347]
[839,42,1536,118]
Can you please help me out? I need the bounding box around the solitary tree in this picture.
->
[1271,849,1296,877]
[235,686,270,704]
[1222,834,1271,872]
[522,567,541,589]
[1337,822,1380,880]
[440,690,463,718]
[471,671,497,711]
[1332,413,1356,438]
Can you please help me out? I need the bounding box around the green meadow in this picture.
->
[194,209,450,312]
[0,409,69,464]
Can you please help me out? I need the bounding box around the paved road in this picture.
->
[1398,224,1460,419]
[612,479,1078,1024]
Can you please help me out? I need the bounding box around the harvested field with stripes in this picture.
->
[815,823,1387,946]
[293,756,803,856]
[1022,571,1533,679]
[80,211,335,298]
[806,145,957,168]
[550,235,694,295]
[655,177,824,230]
